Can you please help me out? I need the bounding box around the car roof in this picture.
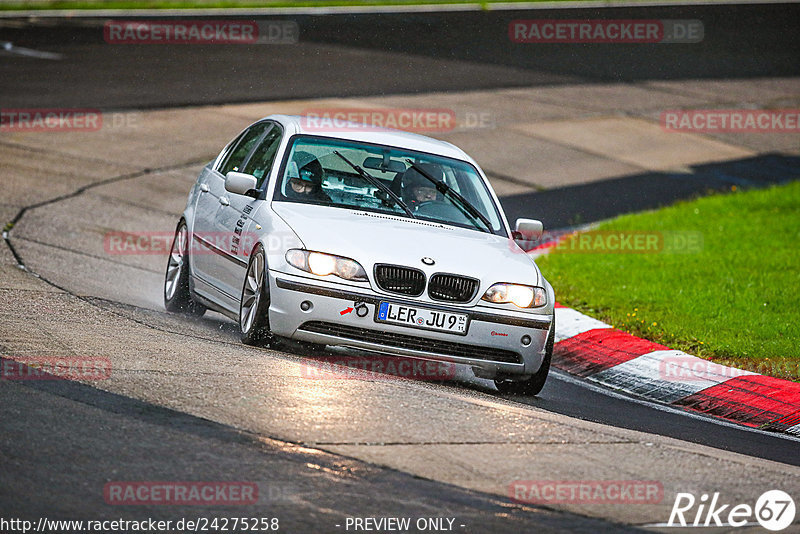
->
[265,114,475,164]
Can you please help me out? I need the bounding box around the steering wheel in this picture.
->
[414,200,438,211]
[414,201,466,221]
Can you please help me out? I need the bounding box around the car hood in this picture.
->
[271,202,542,287]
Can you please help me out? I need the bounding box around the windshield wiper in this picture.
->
[333,151,415,219]
[404,159,493,234]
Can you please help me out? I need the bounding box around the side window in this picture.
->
[214,131,245,172]
[217,122,270,176]
[243,127,282,188]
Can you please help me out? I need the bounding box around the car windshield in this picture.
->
[273,136,506,236]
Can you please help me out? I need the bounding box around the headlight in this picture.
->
[307,252,336,276]
[285,249,368,282]
[482,283,546,308]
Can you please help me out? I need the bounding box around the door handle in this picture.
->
[200,183,209,192]
[219,197,230,206]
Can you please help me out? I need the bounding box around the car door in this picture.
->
[191,121,271,312]
[211,123,284,300]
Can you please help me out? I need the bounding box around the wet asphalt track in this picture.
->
[1,3,799,109]
[2,4,800,531]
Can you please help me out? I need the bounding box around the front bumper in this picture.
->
[268,272,552,376]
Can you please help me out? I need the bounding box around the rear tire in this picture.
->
[164,221,206,316]
[495,314,554,396]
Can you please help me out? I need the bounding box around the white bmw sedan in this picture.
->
[165,115,555,395]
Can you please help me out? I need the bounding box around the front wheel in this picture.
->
[495,315,555,396]
[239,246,272,346]
[164,221,206,316]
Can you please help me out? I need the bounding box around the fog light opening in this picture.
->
[521,335,532,346]
[300,300,313,312]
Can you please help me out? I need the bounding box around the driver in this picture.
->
[285,151,331,203]
[400,164,443,210]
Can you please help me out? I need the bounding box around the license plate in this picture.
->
[376,302,468,335]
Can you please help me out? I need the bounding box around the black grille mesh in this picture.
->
[428,274,479,302]
[375,264,426,296]
[299,321,521,364]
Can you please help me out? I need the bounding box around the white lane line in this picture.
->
[589,349,757,404]
[0,41,62,60]
[554,306,611,342]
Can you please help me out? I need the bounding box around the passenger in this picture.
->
[285,151,331,203]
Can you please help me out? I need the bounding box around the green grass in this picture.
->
[538,181,800,381]
[0,0,657,11]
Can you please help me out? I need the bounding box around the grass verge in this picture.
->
[537,181,800,381]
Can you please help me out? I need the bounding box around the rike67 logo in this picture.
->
[668,490,795,531]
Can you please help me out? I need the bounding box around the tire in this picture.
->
[239,245,273,346]
[238,248,326,351]
[164,221,206,316]
[495,314,554,396]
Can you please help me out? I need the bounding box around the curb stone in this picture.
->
[551,302,800,435]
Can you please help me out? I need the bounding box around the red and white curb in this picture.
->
[552,303,800,435]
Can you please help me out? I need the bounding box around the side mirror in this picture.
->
[225,171,258,197]
[514,218,543,241]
